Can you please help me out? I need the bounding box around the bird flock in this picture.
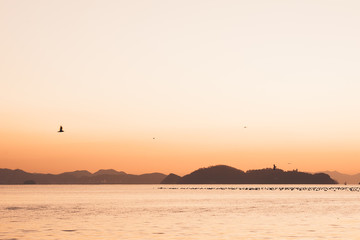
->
[158,186,360,192]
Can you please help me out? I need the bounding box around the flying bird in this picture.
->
[58,126,64,133]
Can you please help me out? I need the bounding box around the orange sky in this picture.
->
[1,0,360,175]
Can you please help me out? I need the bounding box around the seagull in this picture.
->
[58,126,64,133]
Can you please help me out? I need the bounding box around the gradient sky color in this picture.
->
[1,0,360,175]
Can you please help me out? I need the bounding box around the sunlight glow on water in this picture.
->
[1,185,360,239]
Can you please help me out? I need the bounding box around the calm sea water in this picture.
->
[1,185,360,240]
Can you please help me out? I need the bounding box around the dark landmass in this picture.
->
[23,180,36,184]
[161,173,182,184]
[93,169,126,176]
[161,165,337,184]
[1,165,338,184]
[0,168,166,184]
[320,171,360,184]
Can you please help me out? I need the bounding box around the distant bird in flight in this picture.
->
[58,126,64,133]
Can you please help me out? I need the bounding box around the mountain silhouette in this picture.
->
[0,166,338,184]
[0,168,166,184]
[93,169,126,176]
[161,173,182,184]
[60,170,92,178]
[320,171,360,184]
[180,165,246,184]
[161,165,337,184]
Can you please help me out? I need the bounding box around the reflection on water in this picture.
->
[1,185,360,239]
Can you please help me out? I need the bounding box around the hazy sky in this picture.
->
[1,0,360,175]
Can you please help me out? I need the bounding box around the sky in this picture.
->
[1,0,360,175]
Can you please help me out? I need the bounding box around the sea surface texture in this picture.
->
[1,185,360,239]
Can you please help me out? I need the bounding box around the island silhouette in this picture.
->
[161,165,337,184]
[0,165,338,184]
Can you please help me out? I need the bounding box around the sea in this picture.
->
[1,185,360,240]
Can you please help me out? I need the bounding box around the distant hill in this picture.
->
[0,168,166,184]
[60,170,92,178]
[0,166,340,184]
[93,169,126,176]
[161,173,182,184]
[180,165,246,184]
[320,171,360,184]
[161,165,337,184]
